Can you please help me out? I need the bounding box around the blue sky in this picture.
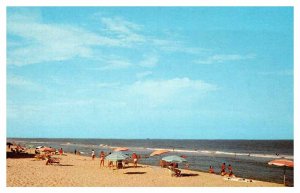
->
[7,7,293,139]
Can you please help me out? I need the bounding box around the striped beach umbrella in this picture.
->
[106,152,129,161]
[162,155,187,163]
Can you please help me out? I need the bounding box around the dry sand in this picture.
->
[6,149,283,187]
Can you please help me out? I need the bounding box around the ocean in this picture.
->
[7,138,294,186]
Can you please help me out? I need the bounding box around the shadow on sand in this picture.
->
[6,152,35,159]
[123,165,144,169]
[56,164,74,167]
[180,173,199,177]
[123,172,146,175]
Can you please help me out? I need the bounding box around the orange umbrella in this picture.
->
[42,147,56,152]
[114,147,129,152]
[268,159,294,185]
[150,149,169,156]
[268,159,294,167]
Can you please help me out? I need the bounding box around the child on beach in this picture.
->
[108,160,113,168]
[92,150,95,160]
[209,166,215,174]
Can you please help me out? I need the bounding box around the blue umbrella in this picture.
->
[106,152,129,161]
[162,155,187,163]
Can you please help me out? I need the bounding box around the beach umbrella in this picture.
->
[106,152,129,161]
[42,147,56,153]
[7,142,13,146]
[268,159,294,185]
[150,149,170,156]
[114,147,129,152]
[162,155,187,163]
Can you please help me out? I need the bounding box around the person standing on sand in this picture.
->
[74,149,77,155]
[59,148,63,156]
[100,151,105,167]
[221,163,226,176]
[209,166,215,174]
[132,152,138,168]
[228,164,235,177]
[92,149,95,160]
[228,164,232,173]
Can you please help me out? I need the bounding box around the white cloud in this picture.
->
[7,75,43,91]
[93,59,132,71]
[100,17,145,46]
[151,38,204,54]
[7,15,116,66]
[7,12,145,66]
[7,10,208,67]
[136,71,153,79]
[101,17,142,35]
[195,54,255,64]
[90,53,159,71]
[139,54,159,68]
[127,78,217,106]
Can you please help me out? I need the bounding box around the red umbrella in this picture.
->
[268,159,294,185]
[150,149,169,156]
[114,147,129,152]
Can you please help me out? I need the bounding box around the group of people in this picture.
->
[89,149,139,168]
[11,145,26,153]
[209,163,235,177]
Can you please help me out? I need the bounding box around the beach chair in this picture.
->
[46,157,61,165]
[160,160,171,168]
[168,166,181,177]
[35,154,47,160]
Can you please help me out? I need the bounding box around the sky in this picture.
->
[6,7,294,139]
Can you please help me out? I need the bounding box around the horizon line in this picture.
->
[6,137,294,141]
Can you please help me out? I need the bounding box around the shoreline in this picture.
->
[6,149,283,187]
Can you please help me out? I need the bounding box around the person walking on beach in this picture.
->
[100,151,105,167]
[221,163,226,176]
[74,149,77,155]
[132,152,138,168]
[92,149,95,160]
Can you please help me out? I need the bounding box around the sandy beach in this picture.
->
[6,149,283,187]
